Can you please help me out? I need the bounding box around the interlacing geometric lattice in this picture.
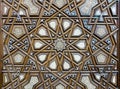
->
[1,0,119,89]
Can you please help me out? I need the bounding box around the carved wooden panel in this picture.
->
[0,0,120,89]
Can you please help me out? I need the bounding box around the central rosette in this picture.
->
[33,18,87,71]
[54,38,66,51]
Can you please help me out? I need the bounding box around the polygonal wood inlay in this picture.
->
[0,0,119,89]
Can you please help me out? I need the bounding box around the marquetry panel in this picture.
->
[1,0,119,89]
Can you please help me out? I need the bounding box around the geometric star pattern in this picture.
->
[0,0,119,89]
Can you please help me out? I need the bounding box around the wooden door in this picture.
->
[0,0,120,89]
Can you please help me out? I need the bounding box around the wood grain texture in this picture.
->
[0,0,120,89]
[0,0,3,88]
